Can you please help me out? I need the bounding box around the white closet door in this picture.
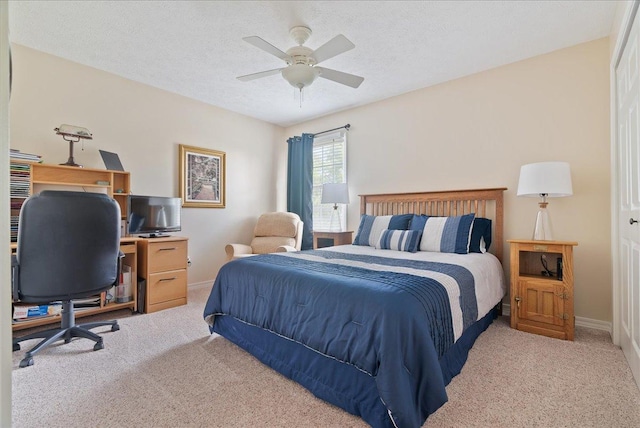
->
[616,8,640,389]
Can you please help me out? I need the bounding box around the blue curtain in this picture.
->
[287,133,314,250]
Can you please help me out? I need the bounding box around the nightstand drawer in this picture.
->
[147,240,187,273]
[516,242,566,254]
[147,269,187,305]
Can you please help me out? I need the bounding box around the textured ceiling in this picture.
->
[8,1,617,127]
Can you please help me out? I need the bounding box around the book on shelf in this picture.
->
[12,303,63,321]
[72,296,101,308]
[9,150,40,242]
[9,149,42,163]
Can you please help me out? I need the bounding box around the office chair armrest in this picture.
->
[11,254,18,300]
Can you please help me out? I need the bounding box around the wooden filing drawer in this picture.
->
[137,236,189,313]
[146,240,187,273]
[147,269,187,309]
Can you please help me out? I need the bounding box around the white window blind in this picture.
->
[312,131,347,231]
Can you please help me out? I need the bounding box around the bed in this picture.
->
[204,188,507,428]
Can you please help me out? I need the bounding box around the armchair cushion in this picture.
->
[251,236,296,254]
[253,212,300,238]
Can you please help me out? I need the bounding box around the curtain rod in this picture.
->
[312,124,350,137]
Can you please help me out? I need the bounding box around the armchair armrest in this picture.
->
[225,244,253,261]
[275,245,297,253]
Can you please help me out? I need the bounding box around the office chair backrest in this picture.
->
[16,191,121,302]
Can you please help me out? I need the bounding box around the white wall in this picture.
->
[283,38,612,323]
[7,36,612,324]
[9,44,284,285]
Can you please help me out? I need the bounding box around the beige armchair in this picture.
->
[225,212,304,261]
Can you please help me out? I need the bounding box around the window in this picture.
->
[312,131,347,231]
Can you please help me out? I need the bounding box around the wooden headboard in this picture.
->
[359,188,507,264]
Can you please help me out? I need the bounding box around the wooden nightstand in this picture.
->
[508,239,578,340]
[313,230,354,249]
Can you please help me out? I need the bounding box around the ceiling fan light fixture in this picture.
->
[282,64,319,89]
[238,26,364,104]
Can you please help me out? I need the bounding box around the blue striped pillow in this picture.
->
[353,214,413,247]
[376,229,422,253]
[418,213,475,254]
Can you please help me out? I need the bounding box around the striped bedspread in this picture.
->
[204,245,505,427]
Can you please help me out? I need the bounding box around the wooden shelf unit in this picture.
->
[10,163,136,332]
[508,239,578,340]
[30,163,130,221]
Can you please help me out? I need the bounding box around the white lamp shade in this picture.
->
[517,162,573,198]
[321,183,349,204]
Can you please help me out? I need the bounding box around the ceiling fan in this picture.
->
[237,26,365,94]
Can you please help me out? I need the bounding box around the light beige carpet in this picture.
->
[12,285,640,427]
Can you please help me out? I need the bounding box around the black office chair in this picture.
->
[12,191,122,368]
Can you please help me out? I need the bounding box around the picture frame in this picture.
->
[179,144,226,208]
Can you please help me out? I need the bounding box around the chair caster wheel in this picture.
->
[19,357,33,368]
[111,324,120,332]
[93,341,104,351]
[13,343,20,352]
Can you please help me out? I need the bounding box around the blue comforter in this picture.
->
[204,250,479,427]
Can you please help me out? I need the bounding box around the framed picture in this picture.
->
[179,144,226,208]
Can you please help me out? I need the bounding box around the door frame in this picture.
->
[612,0,640,346]
[0,2,11,425]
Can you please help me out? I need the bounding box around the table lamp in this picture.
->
[322,183,349,232]
[54,124,92,167]
[517,161,573,240]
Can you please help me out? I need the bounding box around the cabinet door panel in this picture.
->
[519,279,564,326]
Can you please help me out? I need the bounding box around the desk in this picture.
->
[313,230,354,249]
[10,237,139,331]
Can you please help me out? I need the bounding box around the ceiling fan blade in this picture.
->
[316,67,364,88]
[237,68,283,82]
[243,36,291,62]
[311,34,355,64]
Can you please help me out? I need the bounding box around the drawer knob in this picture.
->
[158,247,177,251]
[158,277,177,282]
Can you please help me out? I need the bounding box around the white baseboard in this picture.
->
[188,280,213,290]
[501,303,612,333]
[573,316,612,333]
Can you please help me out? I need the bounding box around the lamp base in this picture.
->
[328,205,342,232]
[532,202,552,240]
[60,160,82,167]
[60,141,82,167]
